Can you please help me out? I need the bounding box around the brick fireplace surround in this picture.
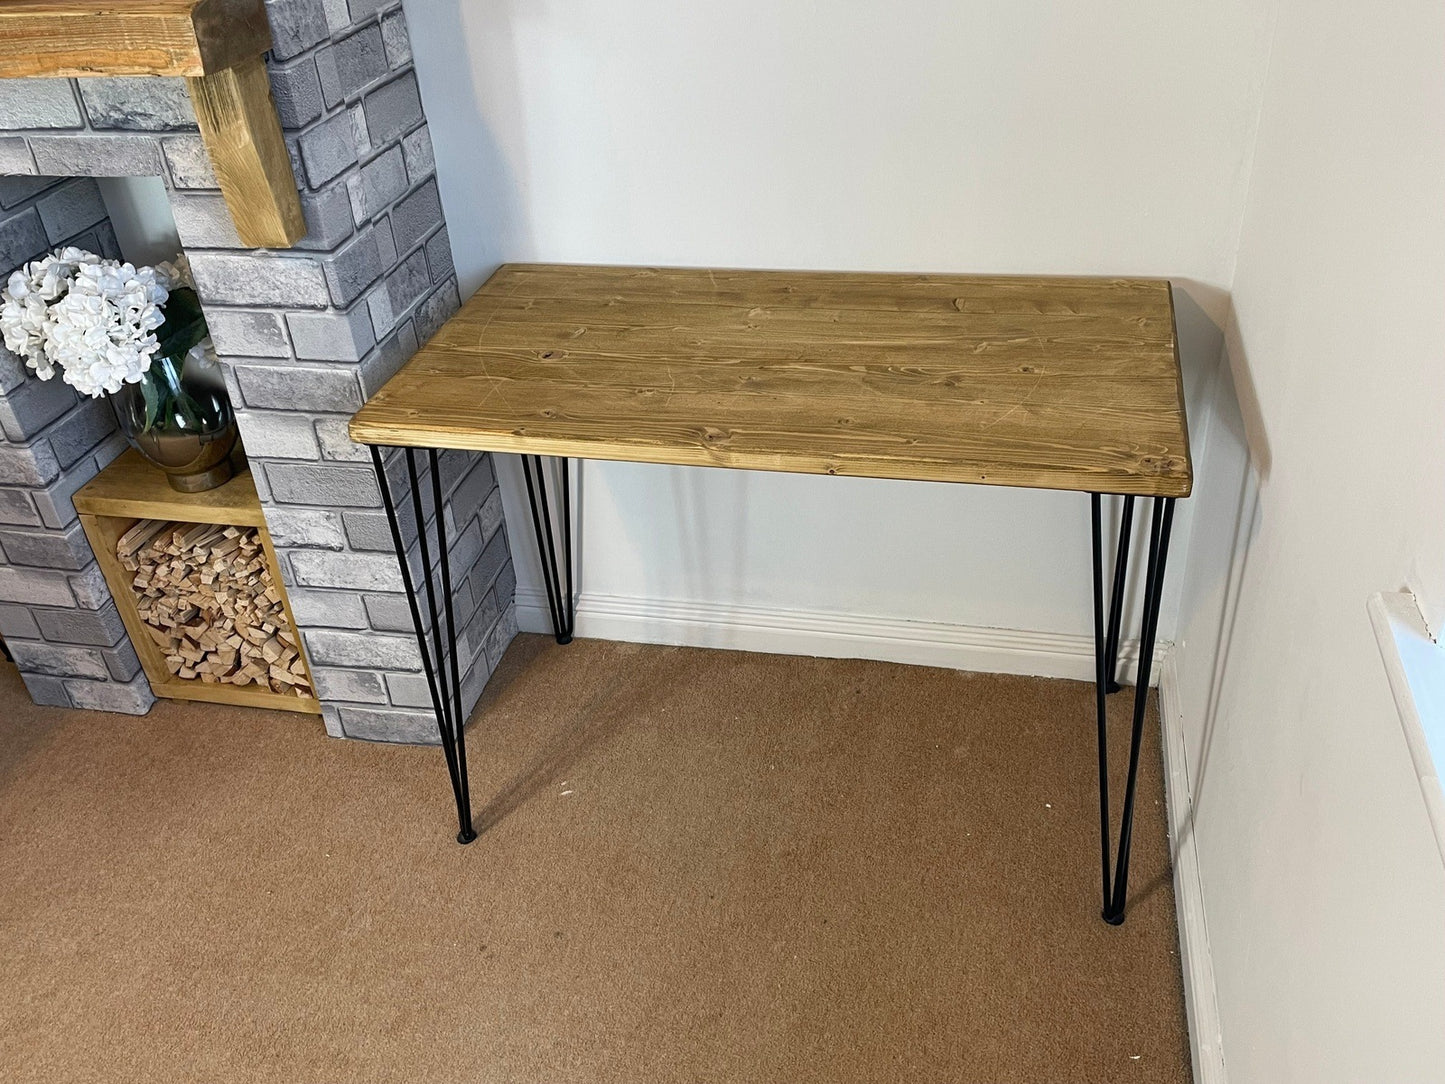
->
[0,0,517,742]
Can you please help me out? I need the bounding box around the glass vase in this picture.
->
[110,337,239,492]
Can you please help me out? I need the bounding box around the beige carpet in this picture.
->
[0,635,1190,1083]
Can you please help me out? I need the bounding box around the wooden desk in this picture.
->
[349,263,1191,924]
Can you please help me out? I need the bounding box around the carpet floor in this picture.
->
[0,635,1190,1083]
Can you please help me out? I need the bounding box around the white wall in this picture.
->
[1172,0,1445,1078]
[406,0,1275,663]
[95,176,181,266]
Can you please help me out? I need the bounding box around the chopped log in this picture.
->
[117,518,171,557]
[117,518,312,698]
[173,522,216,550]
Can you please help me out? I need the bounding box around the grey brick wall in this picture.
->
[0,0,517,740]
[0,175,153,714]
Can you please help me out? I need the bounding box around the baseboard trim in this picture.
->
[1158,651,1227,1084]
[516,588,1167,684]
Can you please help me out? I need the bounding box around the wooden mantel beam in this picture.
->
[0,0,272,79]
[186,57,307,247]
[0,0,306,249]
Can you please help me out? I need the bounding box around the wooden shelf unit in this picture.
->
[74,450,320,715]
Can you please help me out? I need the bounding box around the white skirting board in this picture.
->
[1158,651,1227,1084]
[515,588,1167,683]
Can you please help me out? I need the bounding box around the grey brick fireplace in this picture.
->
[0,0,516,741]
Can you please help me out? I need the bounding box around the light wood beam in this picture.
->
[185,55,307,249]
[0,0,306,249]
[0,0,271,79]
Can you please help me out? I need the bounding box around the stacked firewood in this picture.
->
[117,519,312,697]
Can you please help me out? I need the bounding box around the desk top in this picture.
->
[350,264,1191,497]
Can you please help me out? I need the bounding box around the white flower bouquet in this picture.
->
[2,247,210,426]
[3,246,237,491]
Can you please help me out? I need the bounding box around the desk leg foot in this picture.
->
[1091,493,1175,925]
[371,444,476,845]
[522,455,576,644]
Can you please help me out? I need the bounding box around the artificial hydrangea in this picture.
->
[0,248,185,398]
[1,247,100,378]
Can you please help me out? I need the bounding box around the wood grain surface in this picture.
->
[0,0,301,248]
[350,264,1191,497]
[0,0,271,78]
[74,449,268,526]
[186,55,306,247]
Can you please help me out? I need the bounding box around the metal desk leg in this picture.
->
[370,445,476,844]
[521,455,575,644]
[1102,494,1135,693]
[1091,493,1176,924]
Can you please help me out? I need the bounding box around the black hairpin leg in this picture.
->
[370,444,476,844]
[521,455,575,644]
[1091,492,1175,924]
[1102,494,1135,693]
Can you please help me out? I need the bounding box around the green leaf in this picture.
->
[141,374,160,433]
[155,287,209,361]
[172,383,206,430]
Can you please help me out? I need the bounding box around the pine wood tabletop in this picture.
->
[350,264,1191,497]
